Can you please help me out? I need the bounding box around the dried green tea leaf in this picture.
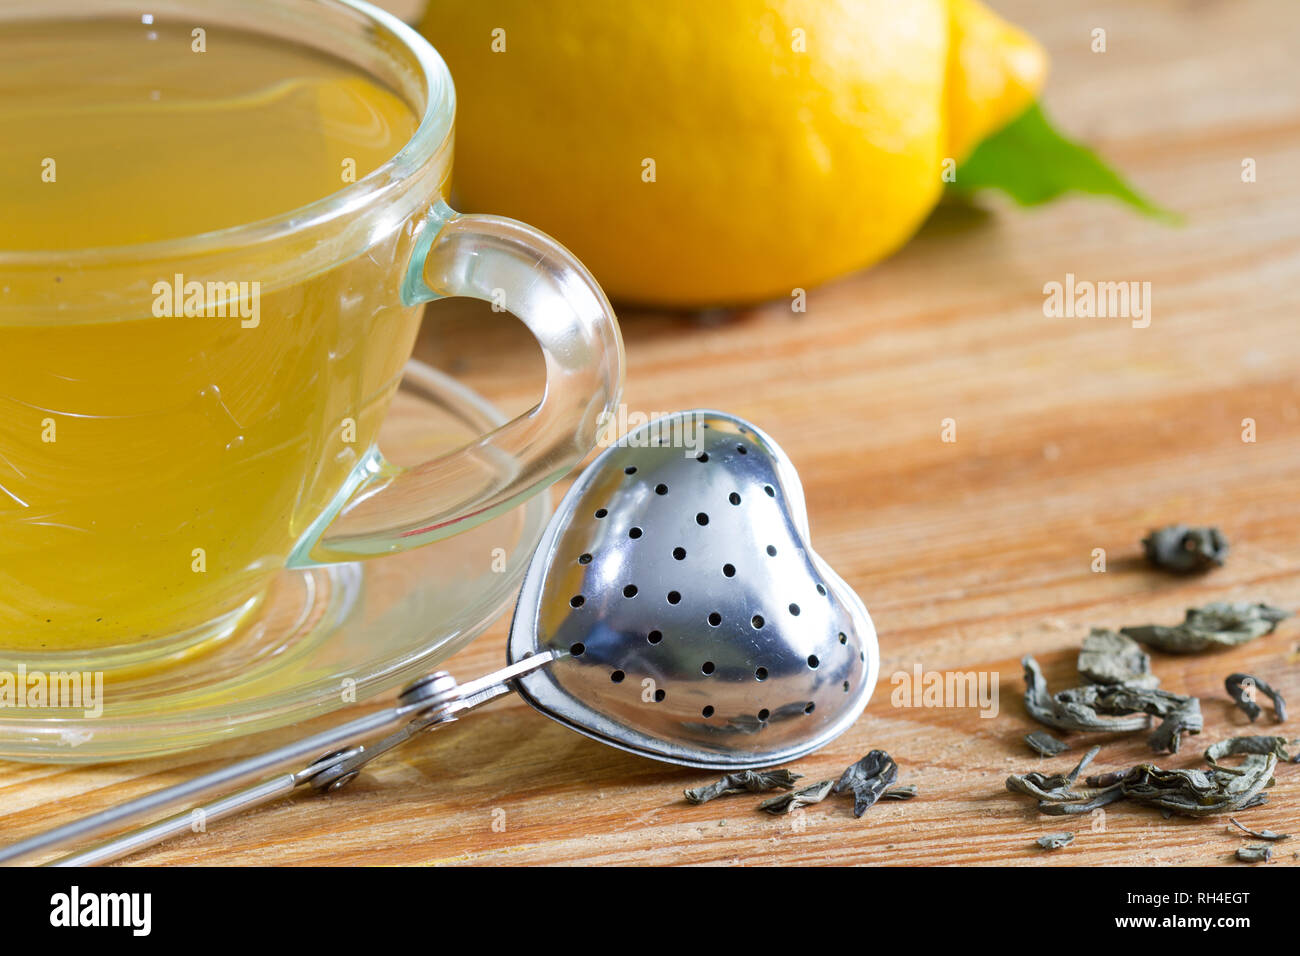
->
[1089,765,1256,817]
[1023,656,1149,734]
[1229,817,1290,841]
[1142,525,1228,574]
[1010,736,1285,819]
[684,769,801,805]
[1089,738,1284,817]
[1078,629,1159,688]
[1204,735,1291,773]
[1007,746,1116,815]
[1060,745,1101,787]
[1022,656,1201,752]
[1225,673,1287,723]
[1025,731,1070,757]
[882,784,918,800]
[1053,792,1127,815]
[1122,602,1291,654]
[833,750,899,818]
[757,778,834,815]
[1236,845,1272,863]
[1036,832,1075,850]
[1145,700,1204,755]
[1027,784,1127,816]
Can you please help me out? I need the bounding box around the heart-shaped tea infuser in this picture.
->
[0,411,878,866]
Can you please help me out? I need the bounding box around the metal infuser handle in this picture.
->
[0,653,555,867]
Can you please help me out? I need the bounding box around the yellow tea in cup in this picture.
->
[0,19,422,653]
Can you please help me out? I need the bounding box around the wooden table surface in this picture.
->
[5,0,1300,866]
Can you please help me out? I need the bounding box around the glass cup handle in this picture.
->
[293,202,624,566]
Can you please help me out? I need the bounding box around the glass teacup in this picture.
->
[0,0,624,671]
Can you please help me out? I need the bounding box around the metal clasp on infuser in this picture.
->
[301,671,465,793]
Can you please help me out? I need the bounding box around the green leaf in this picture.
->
[951,102,1180,223]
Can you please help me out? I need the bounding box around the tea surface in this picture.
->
[0,18,416,248]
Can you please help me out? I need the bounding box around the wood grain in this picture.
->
[3,0,1300,866]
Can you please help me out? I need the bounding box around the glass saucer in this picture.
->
[0,361,549,763]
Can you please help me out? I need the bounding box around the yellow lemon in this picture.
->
[421,0,1045,307]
